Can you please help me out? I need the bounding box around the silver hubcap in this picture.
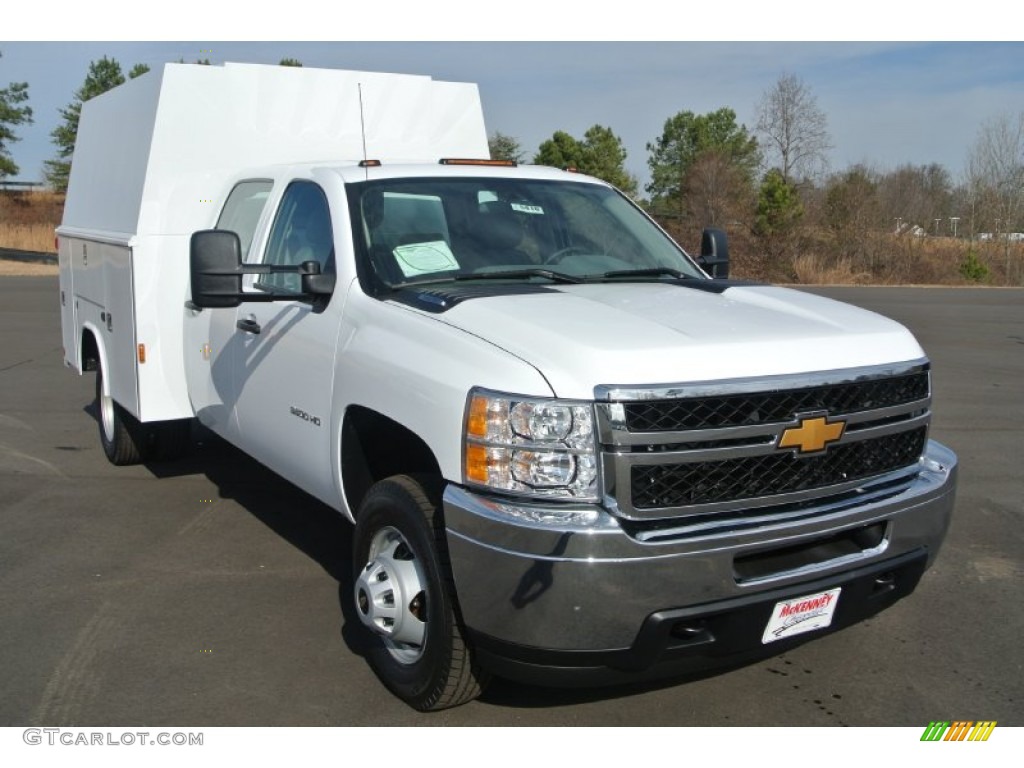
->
[99,376,115,442]
[355,526,428,664]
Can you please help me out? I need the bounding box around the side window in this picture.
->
[260,181,335,293]
[216,180,274,258]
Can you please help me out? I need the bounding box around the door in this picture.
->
[230,180,340,500]
[184,179,274,437]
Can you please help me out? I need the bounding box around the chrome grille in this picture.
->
[624,371,929,432]
[596,361,931,522]
[631,427,927,509]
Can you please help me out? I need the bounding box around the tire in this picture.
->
[353,475,488,711]
[95,361,148,466]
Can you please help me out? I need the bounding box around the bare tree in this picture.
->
[683,149,752,230]
[877,163,953,234]
[756,73,831,185]
[824,165,881,271]
[966,112,1024,281]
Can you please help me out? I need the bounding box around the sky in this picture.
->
[3,8,1023,192]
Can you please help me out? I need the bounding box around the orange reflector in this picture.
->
[465,444,489,483]
[563,166,579,173]
[439,158,517,167]
[137,344,146,364]
[359,159,381,167]
[467,395,489,437]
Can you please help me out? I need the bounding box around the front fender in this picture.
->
[330,287,553,519]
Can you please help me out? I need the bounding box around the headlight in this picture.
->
[463,389,598,501]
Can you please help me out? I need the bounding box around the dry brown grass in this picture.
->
[791,255,872,285]
[753,232,1024,287]
[0,190,62,253]
[0,222,57,252]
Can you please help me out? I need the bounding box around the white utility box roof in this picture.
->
[61,62,489,239]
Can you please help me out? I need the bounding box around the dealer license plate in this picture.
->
[762,587,842,644]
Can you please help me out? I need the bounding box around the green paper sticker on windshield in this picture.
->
[393,241,460,277]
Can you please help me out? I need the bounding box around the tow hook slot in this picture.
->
[668,619,714,649]
[871,571,897,597]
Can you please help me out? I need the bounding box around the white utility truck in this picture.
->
[58,63,958,711]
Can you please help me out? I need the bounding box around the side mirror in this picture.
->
[300,261,336,296]
[187,237,336,310]
[189,230,243,308]
[698,228,730,279]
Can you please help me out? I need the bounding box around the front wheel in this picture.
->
[353,475,487,711]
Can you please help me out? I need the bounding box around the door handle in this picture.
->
[236,317,261,335]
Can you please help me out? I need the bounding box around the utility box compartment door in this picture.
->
[104,244,140,418]
[57,236,77,370]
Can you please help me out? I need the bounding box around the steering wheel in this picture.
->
[543,246,588,266]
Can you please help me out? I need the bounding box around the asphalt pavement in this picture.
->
[0,277,1021,726]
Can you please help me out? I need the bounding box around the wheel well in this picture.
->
[341,406,442,515]
[80,328,99,372]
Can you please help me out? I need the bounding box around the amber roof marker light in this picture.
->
[439,158,517,167]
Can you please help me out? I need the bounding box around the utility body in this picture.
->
[58,63,958,710]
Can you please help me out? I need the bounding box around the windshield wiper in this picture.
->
[387,275,462,290]
[597,267,695,280]
[388,268,584,291]
[454,269,583,284]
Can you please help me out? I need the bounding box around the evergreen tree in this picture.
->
[535,125,638,197]
[755,169,803,238]
[0,50,33,179]
[646,108,759,213]
[488,132,524,163]
[534,130,584,170]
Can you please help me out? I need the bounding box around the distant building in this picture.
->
[896,222,928,237]
[978,232,1023,242]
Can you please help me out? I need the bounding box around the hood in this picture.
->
[426,283,924,399]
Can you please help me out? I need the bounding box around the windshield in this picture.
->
[346,176,704,287]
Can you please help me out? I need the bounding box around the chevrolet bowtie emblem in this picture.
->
[778,415,846,455]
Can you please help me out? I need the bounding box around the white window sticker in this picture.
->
[762,587,841,644]
[511,203,544,215]
[393,241,460,278]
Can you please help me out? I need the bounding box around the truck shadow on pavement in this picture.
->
[111,418,770,710]
[134,424,375,661]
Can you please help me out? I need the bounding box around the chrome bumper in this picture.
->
[444,440,957,652]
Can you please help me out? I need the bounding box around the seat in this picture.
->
[472,202,534,268]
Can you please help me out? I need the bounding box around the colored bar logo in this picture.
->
[920,721,997,741]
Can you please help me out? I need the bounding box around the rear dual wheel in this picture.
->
[95,360,193,465]
[353,475,487,711]
[96,360,147,465]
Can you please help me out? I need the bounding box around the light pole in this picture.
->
[934,218,941,236]
[950,217,960,238]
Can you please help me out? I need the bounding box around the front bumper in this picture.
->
[443,440,957,681]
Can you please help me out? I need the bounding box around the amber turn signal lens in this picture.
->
[465,443,489,483]
[467,395,489,438]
